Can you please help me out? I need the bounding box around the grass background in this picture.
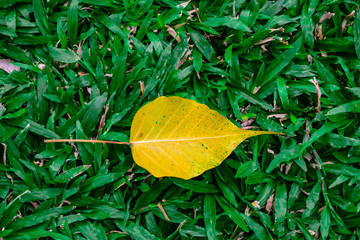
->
[1,0,360,239]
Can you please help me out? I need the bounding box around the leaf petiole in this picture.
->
[44,139,132,145]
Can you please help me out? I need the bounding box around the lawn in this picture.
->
[1,0,360,239]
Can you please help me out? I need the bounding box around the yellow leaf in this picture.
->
[130,96,283,180]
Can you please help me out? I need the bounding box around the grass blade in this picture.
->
[204,194,217,240]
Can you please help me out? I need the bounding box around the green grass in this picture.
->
[1,0,360,239]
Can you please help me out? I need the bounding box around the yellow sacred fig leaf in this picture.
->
[130,96,283,180]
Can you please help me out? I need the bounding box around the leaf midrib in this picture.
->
[131,134,242,144]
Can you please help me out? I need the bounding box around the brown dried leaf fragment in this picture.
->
[265,194,274,213]
[315,12,335,41]
[192,4,202,24]
[319,12,335,23]
[314,24,324,40]
[97,104,109,139]
[310,77,322,112]
[0,59,20,73]
[166,25,181,42]
[255,37,275,45]
[176,50,192,69]
[270,27,285,32]
[342,10,355,32]
[157,202,171,221]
